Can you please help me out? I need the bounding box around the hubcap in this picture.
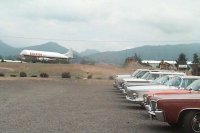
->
[192,112,200,132]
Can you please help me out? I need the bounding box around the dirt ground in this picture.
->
[0,78,181,133]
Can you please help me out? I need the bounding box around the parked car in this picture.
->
[114,69,167,89]
[125,76,200,106]
[123,74,173,88]
[143,79,200,106]
[121,71,185,90]
[148,93,200,133]
[122,71,186,91]
[145,79,200,108]
[113,69,149,89]
[122,75,176,94]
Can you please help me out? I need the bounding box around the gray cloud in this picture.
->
[0,0,200,52]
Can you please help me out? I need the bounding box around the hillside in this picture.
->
[21,42,68,53]
[0,41,18,57]
[85,43,200,65]
[1,40,200,65]
[80,49,100,56]
[0,41,81,61]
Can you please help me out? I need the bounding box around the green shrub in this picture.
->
[108,76,115,80]
[10,74,17,77]
[87,74,93,79]
[20,72,27,77]
[62,72,71,78]
[40,73,49,78]
[0,73,5,77]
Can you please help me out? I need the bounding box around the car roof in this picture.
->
[147,71,180,74]
[180,75,200,79]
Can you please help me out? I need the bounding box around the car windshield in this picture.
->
[181,78,198,88]
[187,79,200,91]
[151,76,169,85]
[136,71,148,78]
[131,70,140,77]
[141,72,150,79]
[164,77,181,87]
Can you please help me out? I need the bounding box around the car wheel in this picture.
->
[183,111,200,133]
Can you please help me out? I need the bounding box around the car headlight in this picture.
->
[132,93,138,98]
[143,95,147,103]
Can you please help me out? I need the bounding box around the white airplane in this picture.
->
[20,48,73,63]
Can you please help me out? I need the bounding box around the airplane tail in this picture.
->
[65,48,73,58]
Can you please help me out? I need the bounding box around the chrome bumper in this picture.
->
[113,83,117,88]
[125,96,143,104]
[155,110,165,122]
[113,83,122,89]
[145,105,156,119]
[145,105,151,112]
[120,89,127,94]
[148,110,165,122]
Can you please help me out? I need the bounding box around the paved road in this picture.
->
[0,78,181,133]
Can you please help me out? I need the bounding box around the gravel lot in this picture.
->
[0,78,181,133]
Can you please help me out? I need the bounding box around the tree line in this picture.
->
[129,52,199,66]
[176,53,200,65]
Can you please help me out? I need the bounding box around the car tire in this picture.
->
[183,111,200,133]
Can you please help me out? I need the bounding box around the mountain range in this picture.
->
[0,40,200,65]
[80,49,100,57]
[84,44,200,64]
[0,41,81,60]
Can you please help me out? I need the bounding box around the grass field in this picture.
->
[0,62,137,79]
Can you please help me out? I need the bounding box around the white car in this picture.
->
[125,76,200,106]
[118,70,175,89]
[113,69,149,89]
[121,71,185,92]
[122,75,177,94]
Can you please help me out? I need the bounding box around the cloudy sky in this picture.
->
[0,0,200,52]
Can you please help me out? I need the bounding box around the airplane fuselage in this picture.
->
[20,49,73,63]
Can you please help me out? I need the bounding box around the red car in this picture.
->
[148,93,200,133]
[144,89,190,105]
[144,79,200,106]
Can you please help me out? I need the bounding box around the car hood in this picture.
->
[116,75,131,78]
[127,85,177,91]
[116,75,134,82]
[151,92,200,101]
[126,82,152,87]
[146,89,191,96]
[123,78,148,82]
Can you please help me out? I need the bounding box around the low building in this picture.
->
[142,60,176,69]
[191,64,200,76]
[142,60,192,70]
